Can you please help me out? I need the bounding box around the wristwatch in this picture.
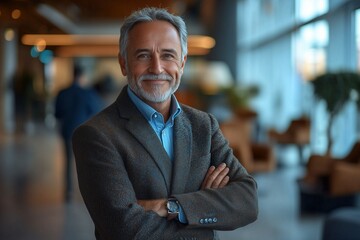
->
[166,198,180,219]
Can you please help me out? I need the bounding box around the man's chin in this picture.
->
[144,95,171,103]
[140,91,172,103]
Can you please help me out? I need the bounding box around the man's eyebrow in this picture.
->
[133,48,179,56]
[162,49,179,56]
[134,49,150,55]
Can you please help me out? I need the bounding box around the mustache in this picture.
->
[138,74,173,82]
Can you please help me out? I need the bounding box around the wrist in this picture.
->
[166,198,180,220]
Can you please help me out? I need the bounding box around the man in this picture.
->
[73,7,258,239]
[55,65,103,201]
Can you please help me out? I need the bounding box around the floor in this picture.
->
[0,123,329,240]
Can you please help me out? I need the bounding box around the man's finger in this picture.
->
[201,165,215,189]
[203,163,226,189]
[211,167,229,188]
[218,175,230,188]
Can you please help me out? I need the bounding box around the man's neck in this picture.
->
[145,99,171,122]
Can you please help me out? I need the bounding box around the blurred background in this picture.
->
[1,0,360,239]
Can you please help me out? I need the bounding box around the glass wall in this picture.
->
[237,0,359,159]
[295,21,328,81]
[296,0,328,22]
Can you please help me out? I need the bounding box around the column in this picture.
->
[0,27,17,134]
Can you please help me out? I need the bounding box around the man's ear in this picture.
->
[118,54,127,76]
[180,55,187,74]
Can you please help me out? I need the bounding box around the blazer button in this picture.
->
[208,218,213,223]
[204,218,208,224]
[199,218,204,224]
[213,217,218,223]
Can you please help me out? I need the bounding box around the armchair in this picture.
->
[220,117,275,174]
[303,141,360,196]
[330,162,360,196]
[268,116,311,164]
[298,141,360,213]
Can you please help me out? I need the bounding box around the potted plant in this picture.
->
[311,71,360,156]
[223,85,260,119]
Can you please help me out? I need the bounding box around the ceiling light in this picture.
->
[4,29,15,41]
[35,39,47,52]
[21,34,215,57]
[11,9,21,19]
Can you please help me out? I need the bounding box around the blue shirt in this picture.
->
[127,87,181,160]
[127,87,188,223]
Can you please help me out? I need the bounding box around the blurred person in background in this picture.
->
[72,7,258,239]
[55,65,103,202]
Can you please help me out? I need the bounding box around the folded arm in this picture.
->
[137,163,230,220]
[73,113,257,239]
[73,124,215,240]
[172,115,258,230]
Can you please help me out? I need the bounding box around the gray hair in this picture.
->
[119,7,188,61]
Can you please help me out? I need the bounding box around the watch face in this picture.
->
[168,200,179,213]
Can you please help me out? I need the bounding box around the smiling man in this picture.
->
[72,7,258,240]
[120,19,184,120]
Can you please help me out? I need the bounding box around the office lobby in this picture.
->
[1,0,360,239]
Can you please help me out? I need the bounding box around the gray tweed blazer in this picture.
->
[73,86,258,240]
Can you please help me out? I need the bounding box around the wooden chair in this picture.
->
[220,117,275,174]
[268,116,311,164]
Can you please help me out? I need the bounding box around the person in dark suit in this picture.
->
[55,66,103,201]
[72,7,258,239]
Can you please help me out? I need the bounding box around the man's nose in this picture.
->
[148,56,163,74]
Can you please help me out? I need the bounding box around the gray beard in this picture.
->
[128,78,179,103]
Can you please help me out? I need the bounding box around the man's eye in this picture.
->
[137,54,150,60]
[162,54,175,60]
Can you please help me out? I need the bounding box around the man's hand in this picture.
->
[137,199,167,217]
[201,163,230,189]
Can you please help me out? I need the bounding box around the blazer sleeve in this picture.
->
[173,113,258,230]
[73,124,215,240]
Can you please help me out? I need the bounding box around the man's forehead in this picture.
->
[128,20,179,38]
[127,21,182,52]
[130,20,176,30]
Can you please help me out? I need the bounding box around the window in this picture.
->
[295,21,329,81]
[296,0,328,22]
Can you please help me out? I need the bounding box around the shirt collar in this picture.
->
[127,86,181,123]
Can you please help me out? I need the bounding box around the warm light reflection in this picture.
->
[21,34,215,57]
[22,34,119,46]
[187,47,211,56]
[188,35,216,49]
[11,9,21,19]
[56,45,119,57]
[36,39,47,52]
[4,28,15,41]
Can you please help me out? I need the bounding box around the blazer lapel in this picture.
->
[116,87,172,194]
[170,113,192,195]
